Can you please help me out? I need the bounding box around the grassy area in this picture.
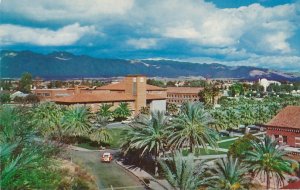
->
[182,148,226,156]
[76,127,128,150]
[77,143,100,150]
[218,140,236,149]
[108,128,127,149]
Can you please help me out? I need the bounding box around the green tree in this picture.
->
[89,115,112,144]
[122,111,168,176]
[62,105,92,137]
[228,134,257,159]
[199,85,219,107]
[160,152,213,190]
[19,72,33,93]
[168,102,218,153]
[98,104,113,119]
[147,79,165,87]
[210,156,251,190]
[246,136,296,189]
[113,102,131,121]
[32,102,64,140]
[0,105,61,189]
[0,93,11,104]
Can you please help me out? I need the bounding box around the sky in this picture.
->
[1,0,300,72]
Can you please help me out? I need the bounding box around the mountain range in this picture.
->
[1,50,299,81]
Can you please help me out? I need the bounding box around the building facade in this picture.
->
[166,87,203,105]
[265,106,300,147]
[32,75,167,115]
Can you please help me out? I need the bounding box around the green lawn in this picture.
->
[218,140,236,149]
[77,127,128,150]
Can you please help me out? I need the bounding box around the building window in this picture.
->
[283,136,287,144]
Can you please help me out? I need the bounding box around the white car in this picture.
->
[101,152,113,163]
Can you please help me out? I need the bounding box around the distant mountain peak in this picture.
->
[0,50,299,81]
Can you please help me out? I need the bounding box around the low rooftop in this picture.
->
[265,106,300,129]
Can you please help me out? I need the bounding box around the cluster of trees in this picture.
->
[98,102,131,121]
[121,102,297,189]
[122,102,219,177]
[0,106,62,189]
[0,105,99,189]
[210,96,300,130]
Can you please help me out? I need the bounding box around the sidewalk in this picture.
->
[116,161,173,190]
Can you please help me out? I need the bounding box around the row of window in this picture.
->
[36,93,51,97]
[167,94,198,98]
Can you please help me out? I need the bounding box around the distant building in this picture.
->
[166,87,203,105]
[33,75,167,115]
[259,78,281,92]
[264,106,300,147]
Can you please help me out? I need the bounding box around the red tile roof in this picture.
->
[53,93,166,104]
[266,106,300,129]
[167,87,203,94]
[281,180,300,189]
[96,81,166,91]
[53,93,135,104]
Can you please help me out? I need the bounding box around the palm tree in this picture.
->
[62,105,92,137]
[210,156,251,190]
[210,109,228,130]
[245,136,295,189]
[31,102,64,140]
[0,105,60,189]
[98,103,113,119]
[113,102,131,121]
[90,115,112,144]
[168,102,218,153]
[160,152,214,190]
[122,111,168,176]
[199,85,220,107]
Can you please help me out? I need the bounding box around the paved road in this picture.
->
[70,149,145,190]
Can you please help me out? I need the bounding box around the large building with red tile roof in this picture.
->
[166,87,203,105]
[265,106,300,147]
[32,75,167,115]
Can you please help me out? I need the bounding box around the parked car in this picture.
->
[101,152,113,163]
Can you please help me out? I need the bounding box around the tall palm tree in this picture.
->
[245,136,295,189]
[210,156,251,190]
[159,152,214,190]
[31,102,64,140]
[62,105,92,137]
[168,102,218,153]
[122,111,168,176]
[90,115,112,144]
[210,109,228,130]
[199,85,219,107]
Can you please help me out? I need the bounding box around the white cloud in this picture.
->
[182,55,300,72]
[0,23,96,46]
[1,0,134,22]
[132,1,297,52]
[126,38,157,49]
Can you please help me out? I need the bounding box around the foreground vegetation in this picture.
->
[1,94,300,189]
